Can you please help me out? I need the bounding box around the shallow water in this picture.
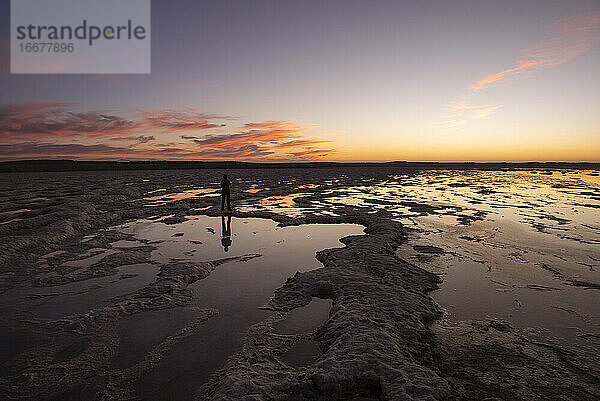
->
[15,215,355,392]
[1,167,598,399]
[119,216,362,399]
[387,171,600,345]
[178,171,597,345]
[303,170,600,345]
[0,210,363,399]
[231,169,600,345]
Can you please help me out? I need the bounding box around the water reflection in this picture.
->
[234,170,599,346]
[143,188,219,206]
[221,215,232,252]
[116,216,364,398]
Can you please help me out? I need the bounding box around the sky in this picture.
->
[1,0,599,162]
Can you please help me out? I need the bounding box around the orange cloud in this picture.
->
[180,121,337,159]
[137,109,232,131]
[471,60,543,91]
[273,139,333,148]
[0,105,239,141]
[286,147,338,160]
[0,105,339,161]
[471,12,600,91]
[445,12,600,128]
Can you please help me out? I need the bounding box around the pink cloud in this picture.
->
[471,12,600,91]
[137,109,232,131]
[0,105,339,161]
[180,120,336,159]
[0,103,140,140]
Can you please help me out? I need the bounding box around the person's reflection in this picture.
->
[221,215,232,252]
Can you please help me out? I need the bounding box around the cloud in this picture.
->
[0,142,142,159]
[443,100,502,128]
[137,110,231,131]
[441,97,502,128]
[443,12,600,128]
[273,139,333,148]
[0,141,280,161]
[109,135,155,144]
[0,103,140,139]
[187,121,307,148]
[0,106,339,161]
[189,119,337,160]
[242,121,297,130]
[286,147,338,160]
[178,144,275,159]
[471,12,600,91]
[470,60,543,91]
[0,104,236,141]
[178,120,336,159]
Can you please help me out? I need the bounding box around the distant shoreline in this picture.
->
[1,159,599,173]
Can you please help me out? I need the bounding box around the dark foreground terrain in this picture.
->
[0,166,598,400]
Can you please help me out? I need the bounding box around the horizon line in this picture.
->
[2,159,600,165]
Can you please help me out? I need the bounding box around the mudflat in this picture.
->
[0,167,598,400]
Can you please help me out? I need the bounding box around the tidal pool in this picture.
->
[1,168,598,400]
[387,170,600,346]
[223,169,600,346]
[113,215,363,400]
[141,171,600,349]
[0,212,363,400]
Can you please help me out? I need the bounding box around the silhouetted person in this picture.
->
[221,215,232,252]
[221,174,231,211]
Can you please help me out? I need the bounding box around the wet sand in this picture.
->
[0,167,598,400]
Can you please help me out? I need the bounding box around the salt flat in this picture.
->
[0,167,598,400]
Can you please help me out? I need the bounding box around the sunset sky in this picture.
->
[1,0,599,162]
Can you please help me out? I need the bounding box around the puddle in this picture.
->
[110,240,146,248]
[112,216,363,399]
[2,168,599,399]
[274,297,332,335]
[236,193,317,218]
[143,188,220,206]
[61,248,121,268]
[388,171,600,345]
[259,193,307,208]
[277,169,600,346]
[0,212,363,400]
[0,263,160,319]
[111,306,210,370]
[273,298,333,369]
